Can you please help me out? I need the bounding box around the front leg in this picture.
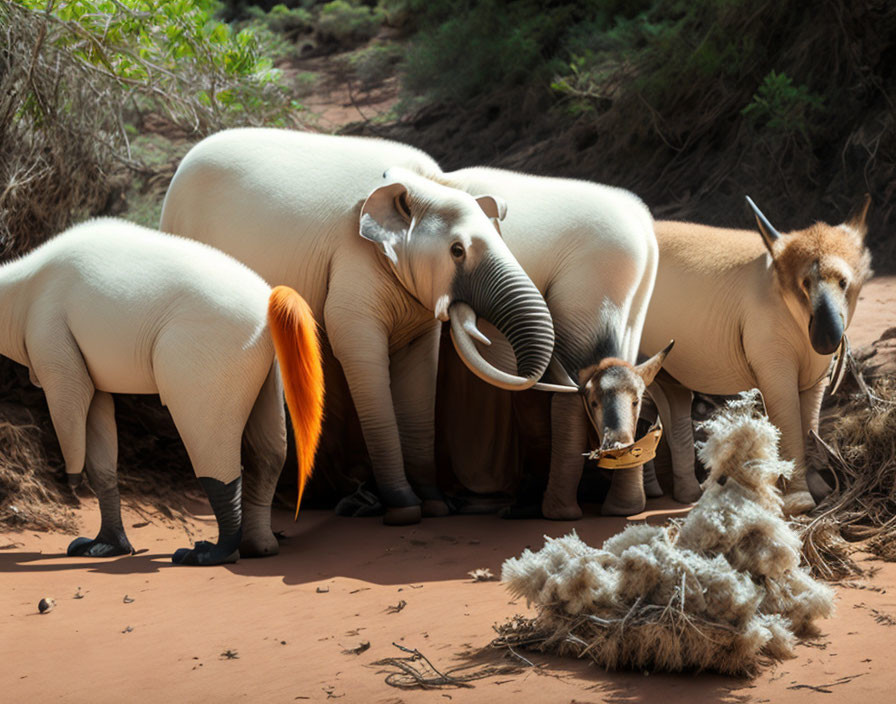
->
[754,361,814,515]
[390,322,448,517]
[326,304,421,525]
[800,377,833,502]
[541,393,588,520]
[648,377,701,503]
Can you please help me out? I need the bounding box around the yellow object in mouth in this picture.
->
[584,420,664,470]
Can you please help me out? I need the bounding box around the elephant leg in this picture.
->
[800,378,832,503]
[602,465,645,516]
[642,460,664,498]
[541,393,587,520]
[67,392,134,558]
[648,379,702,504]
[240,362,287,558]
[390,323,447,517]
[326,307,420,525]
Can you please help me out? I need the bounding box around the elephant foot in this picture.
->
[806,469,833,503]
[541,491,583,521]
[67,533,134,558]
[383,505,422,526]
[172,537,240,566]
[643,462,664,499]
[782,490,816,517]
[602,467,645,516]
[498,503,543,520]
[239,530,279,558]
[673,480,703,505]
[421,499,451,517]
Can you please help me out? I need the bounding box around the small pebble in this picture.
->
[38,597,56,614]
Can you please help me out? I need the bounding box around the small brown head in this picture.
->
[746,195,873,355]
[578,341,674,451]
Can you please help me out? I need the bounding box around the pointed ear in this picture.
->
[745,196,781,257]
[577,364,599,390]
[360,182,411,266]
[845,193,871,240]
[635,340,674,386]
[475,195,507,221]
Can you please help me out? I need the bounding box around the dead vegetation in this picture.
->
[494,393,834,676]
[800,336,896,579]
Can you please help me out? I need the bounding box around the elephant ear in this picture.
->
[360,182,412,266]
[475,195,507,222]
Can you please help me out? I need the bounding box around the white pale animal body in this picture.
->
[0,218,323,564]
[161,129,558,525]
[437,167,661,518]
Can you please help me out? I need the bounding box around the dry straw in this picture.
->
[495,392,834,675]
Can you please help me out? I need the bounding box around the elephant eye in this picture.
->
[395,193,411,220]
[450,242,465,259]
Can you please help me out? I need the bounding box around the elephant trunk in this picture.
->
[449,254,554,390]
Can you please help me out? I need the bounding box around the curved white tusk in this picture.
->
[463,317,492,346]
[531,381,580,393]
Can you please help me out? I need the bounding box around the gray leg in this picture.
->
[390,324,447,517]
[240,363,287,558]
[67,392,133,557]
[602,466,646,516]
[643,460,664,498]
[541,393,587,520]
[648,378,702,504]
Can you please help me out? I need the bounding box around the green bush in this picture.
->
[317,0,383,45]
[742,70,824,140]
[348,43,404,90]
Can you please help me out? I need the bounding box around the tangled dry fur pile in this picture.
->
[496,392,834,675]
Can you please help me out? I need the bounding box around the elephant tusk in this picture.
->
[463,317,492,346]
[449,302,538,391]
[531,381,579,393]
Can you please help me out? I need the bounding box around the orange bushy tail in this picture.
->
[267,286,325,518]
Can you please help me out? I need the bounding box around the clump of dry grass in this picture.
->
[494,392,834,676]
[0,416,77,533]
[800,353,896,579]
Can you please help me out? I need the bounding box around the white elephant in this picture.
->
[640,197,873,515]
[0,218,324,565]
[160,129,557,525]
[434,167,661,519]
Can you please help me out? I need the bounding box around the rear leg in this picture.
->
[163,375,250,566]
[240,362,287,558]
[68,392,134,557]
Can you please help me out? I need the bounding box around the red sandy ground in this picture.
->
[1,276,895,703]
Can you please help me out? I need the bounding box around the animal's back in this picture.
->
[24,218,272,394]
[160,128,442,309]
[642,220,772,393]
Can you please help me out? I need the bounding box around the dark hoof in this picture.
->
[498,504,544,520]
[421,499,451,517]
[383,505,422,526]
[171,540,239,566]
[335,486,384,517]
[67,536,133,557]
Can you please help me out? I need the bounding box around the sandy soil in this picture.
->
[2,282,894,703]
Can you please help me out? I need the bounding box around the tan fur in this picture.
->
[643,197,872,514]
